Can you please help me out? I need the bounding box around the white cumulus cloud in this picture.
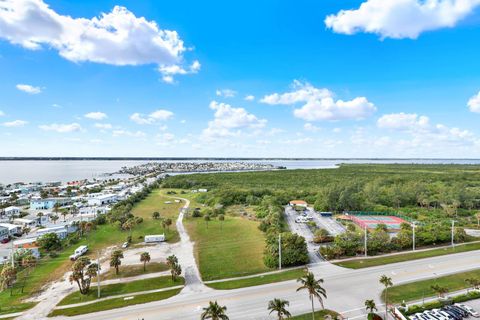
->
[216,89,237,98]
[112,129,146,138]
[377,113,430,131]
[261,81,376,121]
[158,60,201,83]
[468,91,480,113]
[84,112,107,120]
[39,123,82,133]
[0,0,199,81]
[130,109,174,125]
[16,84,41,94]
[94,123,112,130]
[325,0,480,39]
[203,101,267,139]
[2,120,28,127]
[244,95,255,101]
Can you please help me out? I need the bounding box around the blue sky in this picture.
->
[1,0,480,157]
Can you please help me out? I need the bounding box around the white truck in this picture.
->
[70,245,88,261]
[145,234,165,243]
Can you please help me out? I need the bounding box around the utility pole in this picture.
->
[11,240,14,268]
[364,225,368,257]
[412,221,416,252]
[278,233,282,270]
[97,251,101,298]
[451,220,455,248]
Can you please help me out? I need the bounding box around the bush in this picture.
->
[49,252,59,259]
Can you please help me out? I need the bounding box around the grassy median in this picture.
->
[335,242,480,269]
[387,269,480,304]
[291,309,340,319]
[58,276,184,306]
[49,288,182,317]
[207,268,307,290]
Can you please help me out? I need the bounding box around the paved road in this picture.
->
[56,246,480,320]
[284,206,322,264]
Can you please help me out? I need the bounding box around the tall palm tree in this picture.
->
[110,250,124,275]
[201,301,229,320]
[268,298,291,320]
[365,299,377,314]
[140,252,151,272]
[296,272,327,320]
[379,275,393,320]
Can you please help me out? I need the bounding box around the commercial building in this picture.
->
[87,194,118,206]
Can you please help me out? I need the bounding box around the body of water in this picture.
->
[1,159,480,184]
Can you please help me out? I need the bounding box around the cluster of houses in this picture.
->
[0,175,159,265]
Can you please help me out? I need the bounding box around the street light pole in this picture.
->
[97,250,101,298]
[451,220,455,248]
[412,222,416,252]
[278,233,282,270]
[364,225,368,257]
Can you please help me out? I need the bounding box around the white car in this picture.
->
[121,242,129,248]
[455,304,480,318]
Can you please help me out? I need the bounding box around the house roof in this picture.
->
[289,200,307,205]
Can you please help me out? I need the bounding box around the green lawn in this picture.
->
[207,268,307,290]
[58,275,184,306]
[99,262,169,280]
[49,288,182,317]
[185,215,270,281]
[387,269,480,304]
[291,309,339,319]
[335,242,480,269]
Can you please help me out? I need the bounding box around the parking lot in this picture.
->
[306,208,346,236]
[409,299,480,320]
[284,206,322,264]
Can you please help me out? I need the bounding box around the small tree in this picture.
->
[0,265,17,295]
[166,254,181,281]
[268,298,291,320]
[218,214,225,230]
[140,252,151,272]
[37,233,62,252]
[69,256,98,295]
[201,301,229,320]
[152,211,160,220]
[466,278,480,292]
[62,211,68,222]
[22,254,37,272]
[204,215,211,229]
[37,212,44,225]
[164,218,172,231]
[110,250,124,275]
[431,284,449,298]
[365,299,377,314]
[51,215,59,224]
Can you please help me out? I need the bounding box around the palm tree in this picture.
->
[140,252,151,272]
[62,210,68,222]
[296,272,327,320]
[465,278,480,292]
[110,250,124,275]
[37,212,44,225]
[201,301,229,320]
[51,215,59,224]
[268,298,291,320]
[365,299,377,315]
[379,275,393,320]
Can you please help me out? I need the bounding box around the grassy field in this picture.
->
[291,309,340,319]
[49,288,182,317]
[0,189,182,315]
[335,241,480,269]
[207,268,306,290]
[185,214,270,281]
[99,262,169,280]
[387,269,480,304]
[58,276,184,306]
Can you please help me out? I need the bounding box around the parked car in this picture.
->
[121,242,129,248]
[455,304,480,318]
[0,238,9,244]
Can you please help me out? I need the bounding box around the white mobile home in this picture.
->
[36,226,68,239]
[4,206,20,217]
[145,234,165,243]
[0,223,22,236]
